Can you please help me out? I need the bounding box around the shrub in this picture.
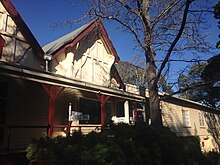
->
[26,124,220,165]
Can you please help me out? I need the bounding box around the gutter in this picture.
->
[0,62,145,102]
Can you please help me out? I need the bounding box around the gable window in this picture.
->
[0,81,8,146]
[116,102,125,117]
[199,112,205,127]
[182,110,190,127]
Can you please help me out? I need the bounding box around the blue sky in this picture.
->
[11,0,219,67]
[11,0,135,61]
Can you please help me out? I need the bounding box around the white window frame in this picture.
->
[182,110,191,127]
[199,112,205,127]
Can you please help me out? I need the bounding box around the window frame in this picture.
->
[115,101,125,118]
[198,112,205,128]
[79,97,101,125]
[182,109,191,128]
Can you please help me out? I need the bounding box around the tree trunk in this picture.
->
[140,0,163,127]
[146,50,163,127]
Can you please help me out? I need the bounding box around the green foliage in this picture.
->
[116,61,173,94]
[178,62,220,109]
[25,138,57,164]
[204,151,220,165]
[115,61,147,87]
[26,124,220,165]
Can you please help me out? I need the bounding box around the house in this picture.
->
[161,95,220,152]
[0,0,219,157]
[0,0,145,153]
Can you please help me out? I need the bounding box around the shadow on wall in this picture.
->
[2,23,32,64]
[205,113,220,151]
[161,101,192,137]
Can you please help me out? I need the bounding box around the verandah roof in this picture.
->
[0,61,144,102]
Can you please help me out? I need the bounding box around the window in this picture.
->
[182,110,190,127]
[79,98,100,124]
[199,112,205,127]
[0,82,8,146]
[116,102,125,117]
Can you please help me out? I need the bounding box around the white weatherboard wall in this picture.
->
[161,99,220,152]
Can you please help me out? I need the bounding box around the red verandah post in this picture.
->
[96,93,110,128]
[133,102,138,122]
[41,84,65,137]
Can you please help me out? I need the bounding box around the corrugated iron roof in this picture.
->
[42,20,94,54]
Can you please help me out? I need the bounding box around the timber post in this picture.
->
[96,93,110,128]
[41,84,65,137]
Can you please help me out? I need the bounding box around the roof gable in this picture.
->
[1,0,44,57]
[43,19,120,62]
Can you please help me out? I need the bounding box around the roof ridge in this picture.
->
[42,19,99,55]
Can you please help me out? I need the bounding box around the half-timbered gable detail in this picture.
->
[43,19,123,89]
[0,0,43,69]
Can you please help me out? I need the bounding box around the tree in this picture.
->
[178,63,207,100]
[116,61,173,94]
[115,61,147,87]
[71,0,215,127]
[214,0,220,48]
[178,62,220,108]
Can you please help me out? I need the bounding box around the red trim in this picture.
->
[41,84,50,96]
[0,35,5,47]
[97,94,110,128]
[41,84,65,137]
[0,35,5,58]
[133,102,138,122]
[1,0,44,57]
[67,121,72,136]
[52,22,96,60]
[52,19,119,62]
[96,19,120,62]
[1,0,18,17]
[112,65,125,91]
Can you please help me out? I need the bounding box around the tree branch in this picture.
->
[161,81,209,100]
[152,0,179,29]
[89,10,145,49]
[155,59,207,63]
[115,0,140,17]
[155,0,192,85]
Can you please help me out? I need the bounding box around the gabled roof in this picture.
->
[43,18,120,62]
[1,0,44,57]
[43,22,92,55]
